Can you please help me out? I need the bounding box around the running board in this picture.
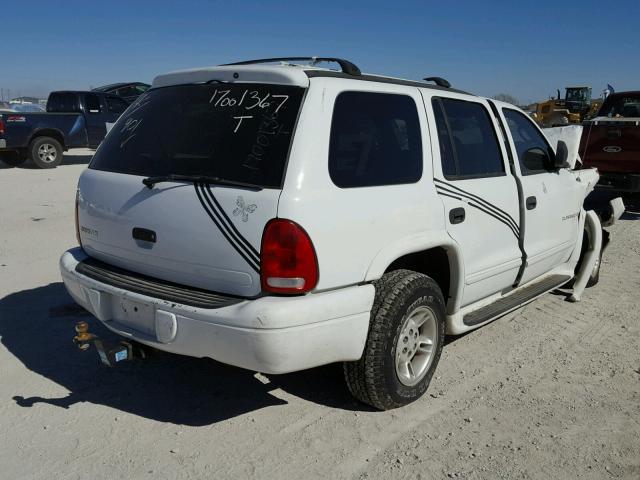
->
[463,274,571,326]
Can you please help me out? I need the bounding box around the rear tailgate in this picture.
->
[78,80,306,298]
[580,117,640,173]
[78,169,278,297]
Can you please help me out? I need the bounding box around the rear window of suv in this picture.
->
[90,83,305,188]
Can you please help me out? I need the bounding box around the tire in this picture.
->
[572,232,602,288]
[0,151,28,166]
[29,136,63,168]
[343,269,446,410]
[586,249,601,287]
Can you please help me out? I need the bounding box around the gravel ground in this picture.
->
[1,151,639,479]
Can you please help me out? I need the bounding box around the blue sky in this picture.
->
[2,0,638,104]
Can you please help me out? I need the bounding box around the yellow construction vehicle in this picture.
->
[533,87,601,127]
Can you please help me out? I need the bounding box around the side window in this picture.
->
[106,96,129,114]
[46,93,79,113]
[85,94,102,114]
[503,108,555,175]
[329,91,422,188]
[432,98,505,178]
[432,100,456,177]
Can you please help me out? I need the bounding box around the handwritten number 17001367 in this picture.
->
[209,89,289,134]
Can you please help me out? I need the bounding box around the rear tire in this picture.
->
[0,151,27,166]
[343,269,446,410]
[29,136,63,168]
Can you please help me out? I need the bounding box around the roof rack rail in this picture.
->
[221,57,362,76]
[423,77,451,88]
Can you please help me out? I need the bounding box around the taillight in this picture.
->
[75,190,82,246]
[0,117,5,135]
[260,219,318,294]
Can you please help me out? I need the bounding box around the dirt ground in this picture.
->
[1,151,639,480]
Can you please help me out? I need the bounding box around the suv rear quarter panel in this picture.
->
[278,78,447,291]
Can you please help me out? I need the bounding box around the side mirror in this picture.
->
[522,147,553,171]
[554,140,569,168]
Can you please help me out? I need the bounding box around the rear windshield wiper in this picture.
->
[142,174,263,191]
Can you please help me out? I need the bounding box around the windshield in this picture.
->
[565,89,589,103]
[598,94,640,118]
[90,83,305,188]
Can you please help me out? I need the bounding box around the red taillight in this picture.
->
[260,219,319,294]
[0,117,5,135]
[75,190,82,246]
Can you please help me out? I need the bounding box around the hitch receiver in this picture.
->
[73,321,147,367]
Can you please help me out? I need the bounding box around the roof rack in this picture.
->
[221,57,362,76]
[423,77,451,88]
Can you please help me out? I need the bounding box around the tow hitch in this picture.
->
[73,321,148,367]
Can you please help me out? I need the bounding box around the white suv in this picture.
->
[60,57,618,410]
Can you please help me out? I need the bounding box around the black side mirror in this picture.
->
[522,147,552,171]
[554,140,569,168]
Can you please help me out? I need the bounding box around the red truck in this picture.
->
[579,91,640,192]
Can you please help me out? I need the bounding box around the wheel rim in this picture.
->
[37,143,57,163]
[591,254,601,276]
[395,305,438,386]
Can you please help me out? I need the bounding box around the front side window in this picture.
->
[329,91,422,188]
[432,98,505,179]
[598,94,640,118]
[85,94,102,114]
[90,84,305,188]
[503,108,555,174]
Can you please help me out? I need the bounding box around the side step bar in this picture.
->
[463,274,571,326]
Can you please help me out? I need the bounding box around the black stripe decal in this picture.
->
[202,183,260,259]
[466,201,520,239]
[438,191,463,201]
[196,182,260,266]
[434,178,519,232]
[438,188,519,239]
[435,184,520,234]
[194,183,260,273]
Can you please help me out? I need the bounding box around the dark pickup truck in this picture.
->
[580,91,640,192]
[0,91,130,168]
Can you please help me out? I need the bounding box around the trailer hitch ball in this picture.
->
[73,321,96,350]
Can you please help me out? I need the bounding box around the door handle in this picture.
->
[449,207,465,224]
[526,196,537,210]
[132,227,157,243]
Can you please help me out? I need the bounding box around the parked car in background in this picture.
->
[92,82,150,103]
[580,91,640,192]
[0,90,130,168]
[9,103,46,112]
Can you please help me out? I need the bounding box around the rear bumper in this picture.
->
[596,172,640,192]
[60,248,374,374]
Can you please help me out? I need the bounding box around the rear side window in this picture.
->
[90,84,304,188]
[46,93,79,113]
[106,96,129,114]
[432,98,504,179]
[503,108,555,174]
[329,91,422,188]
